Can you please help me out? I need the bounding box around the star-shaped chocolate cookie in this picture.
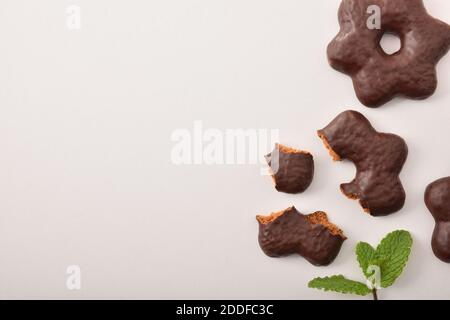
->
[328,0,450,107]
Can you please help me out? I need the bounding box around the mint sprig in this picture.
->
[308,230,413,300]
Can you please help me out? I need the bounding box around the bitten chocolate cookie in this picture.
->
[425,177,450,263]
[266,144,314,194]
[256,207,346,266]
[328,0,450,107]
[318,110,408,216]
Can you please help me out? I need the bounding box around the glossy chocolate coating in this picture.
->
[257,207,346,266]
[328,0,450,107]
[318,110,408,216]
[266,144,314,194]
[425,177,450,263]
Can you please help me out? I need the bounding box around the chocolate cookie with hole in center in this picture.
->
[256,207,346,266]
[266,144,314,194]
[328,0,450,107]
[318,110,408,216]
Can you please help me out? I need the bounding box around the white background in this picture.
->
[0,0,449,300]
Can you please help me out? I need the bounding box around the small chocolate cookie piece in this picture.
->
[328,0,450,107]
[318,110,408,216]
[256,207,346,266]
[266,144,314,194]
[425,177,450,263]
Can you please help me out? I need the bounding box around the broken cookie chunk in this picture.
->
[266,144,314,194]
[256,207,346,266]
[318,110,408,216]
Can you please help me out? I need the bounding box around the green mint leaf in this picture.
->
[368,255,388,268]
[375,230,413,288]
[356,242,376,278]
[308,275,372,296]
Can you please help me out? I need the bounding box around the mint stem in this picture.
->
[372,289,378,301]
